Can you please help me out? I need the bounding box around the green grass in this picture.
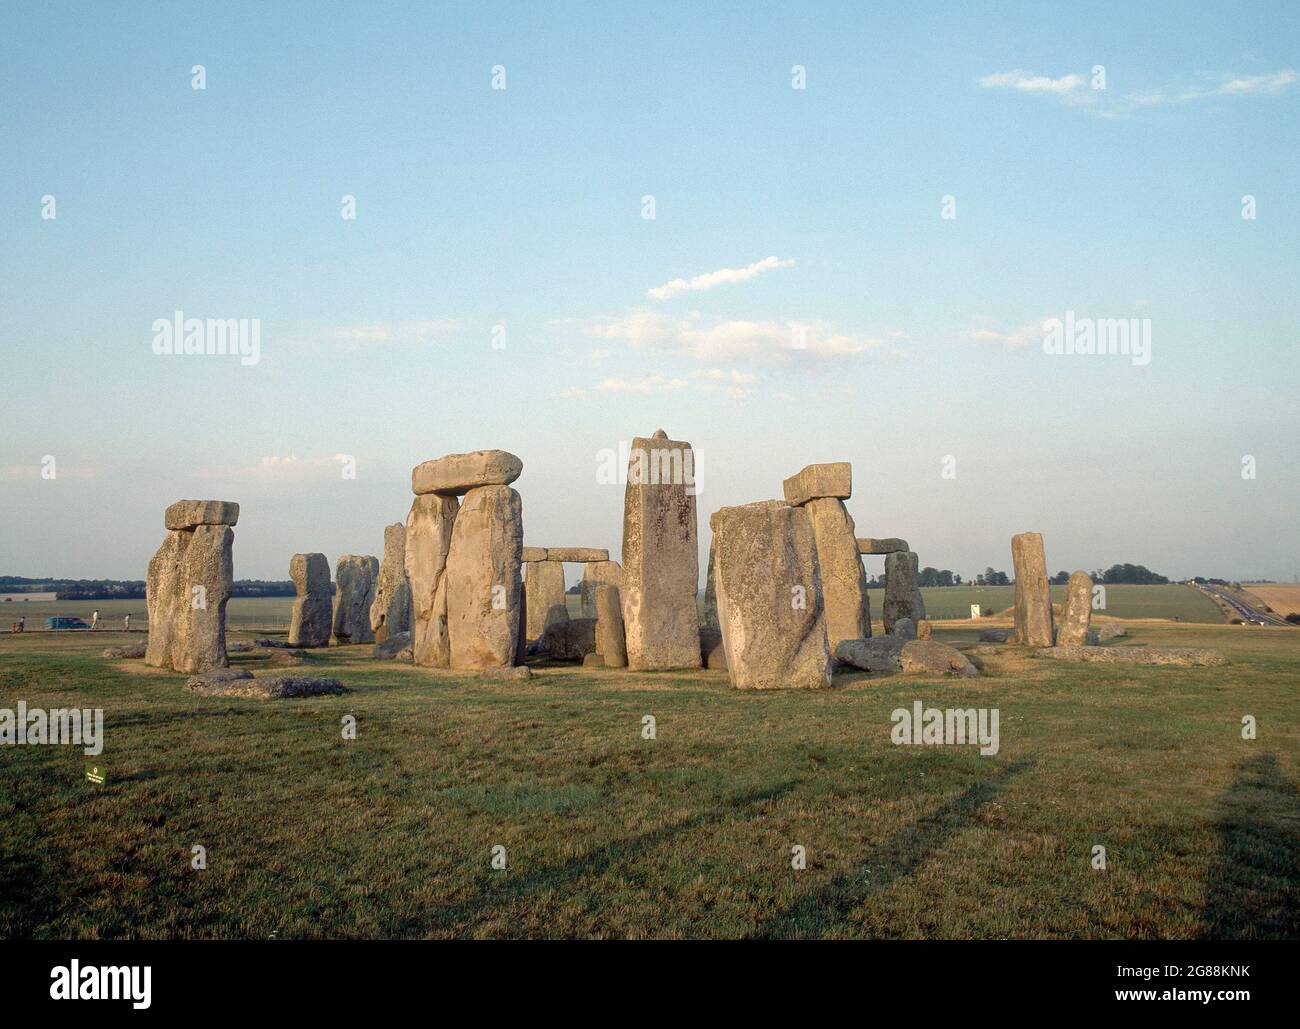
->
[2,620,1295,939]
[865,583,1226,623]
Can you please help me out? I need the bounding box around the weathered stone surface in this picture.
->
[288,553,332,647]
[145,524,233,673]
[702,542,718,630]
[805,496,870,650]
[406,493,459,667]
[255,638,296,649]
[476,666,532,680]
[445,485,523,668]
[621,431,701,670]
[893,617,917,640]
[595,585,627,668]
[712,500,831,690]
[582,652,605,668]
[185,668,253,691]
[1056,570,1093,647]
[370,523,412,641]
[188,672,345,698]
[226,641,254,653]
[375,630,413,661]
[782,462,852,506]
[1095,623,1128,642]
[540,617,597,660]
[1040,645,1226,667]
[521,546,548,562]
[332,554,379,645]
[579,560,622,618]
[700,626,728,670]
[1012,532,1055,647]
[102,641,148,659]
[856,537,909,555]
[980,628,1018,643]
[164,500,240,530]
[412,450,522,496]
[917,620,933,640]
[900,640,980,677]
[546,547,608,563]
[835,636,906,673]
[524,560,568,639]
[883,551,924,633]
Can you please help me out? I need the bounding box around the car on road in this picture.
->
[43,616,90,630]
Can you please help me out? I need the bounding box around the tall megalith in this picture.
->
[288,552,332,647]
[1012,531,1055,647]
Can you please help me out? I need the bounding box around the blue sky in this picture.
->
[2,1,1297,583]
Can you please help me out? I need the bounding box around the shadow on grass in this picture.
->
[1200,752,1300,939]
[423,778,803,935]
[749,759,1034,939]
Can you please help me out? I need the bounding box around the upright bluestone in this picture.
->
[288,552,332,647]
[1012,531,1055,647]
[621,429,701,670]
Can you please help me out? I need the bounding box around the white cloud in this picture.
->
[647,256,794,300]
[332,319,460,348]
[595,375,690,394]
[695,367,757,384]
[193,455,345,480]
[1131,69,1297,105]
[979,70,1084,95]
[965,320,1048,349]
[552,387,588,400]
[588,309,879,364]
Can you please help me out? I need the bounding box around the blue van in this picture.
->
[44,616,90,630]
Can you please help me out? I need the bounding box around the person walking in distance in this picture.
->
[124,613,131,632]
[90,609,99,631]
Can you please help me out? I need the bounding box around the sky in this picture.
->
[2,1,1298,585]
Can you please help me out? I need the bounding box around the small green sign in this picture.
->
[85,763,105,785]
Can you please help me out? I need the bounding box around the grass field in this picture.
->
[1243,584,1300,618]
[2,620,1296,939]
[3,583,1227,635]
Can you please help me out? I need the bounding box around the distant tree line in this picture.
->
[0,576,295,600]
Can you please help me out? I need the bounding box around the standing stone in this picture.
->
[406,494,459,667]
[445,484,523,668]
[702,542,718,630]
[579,560,622,618]
[595,584,627,668]
[1012,531,1056,647]
[333,555,379,644]
[524,559,568,639]
[1057,569,1093,646]
[621,430,701,670]
[145,507,235,673]
[711,501,831,690]
[892,617,918,640]
[804,497,871,649]
[883,551,923,633]
[369,523,412,643]
[288,553,332,647]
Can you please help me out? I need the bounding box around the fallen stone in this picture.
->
[540,617,597,660]
[979,628,1018,643]
[405,493,459,667]
[621,430,701,670]
[595,584,627,668]
[1095,623,1128,642]
[834,636,906,673]
[188,672,345,698]
[332,554,379,645]
[412,450,522,496]
[164,500,240,530]
[255,638,296,649]
[805,495,871,650]
[288,552,332,647]
[370,523,412,641]
[226,641,255,653]
[1011,532,1055,647]
[185,668,253,691]
[445,484,523,668]
[546,547,609,563]
[475,665,532,681]
[782,462,852,506]
[102,641,148,659]
[893,617,917,640]
[899,639,980,677]
[1039,645,1226,667]
[145,522,233,673]
[1057,570,1093,647]
[712,500,831,690]
[524,559,568,639]
[917,620,933,640]
[857,537,909,555]
[579,560,622,618]
[375,630,413,661]
[520,546,548,562]
[582,652,605,668]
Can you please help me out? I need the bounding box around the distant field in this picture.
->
[866,584,1225,624]
[3,585,1226,633]
[1243,584,1300,618]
